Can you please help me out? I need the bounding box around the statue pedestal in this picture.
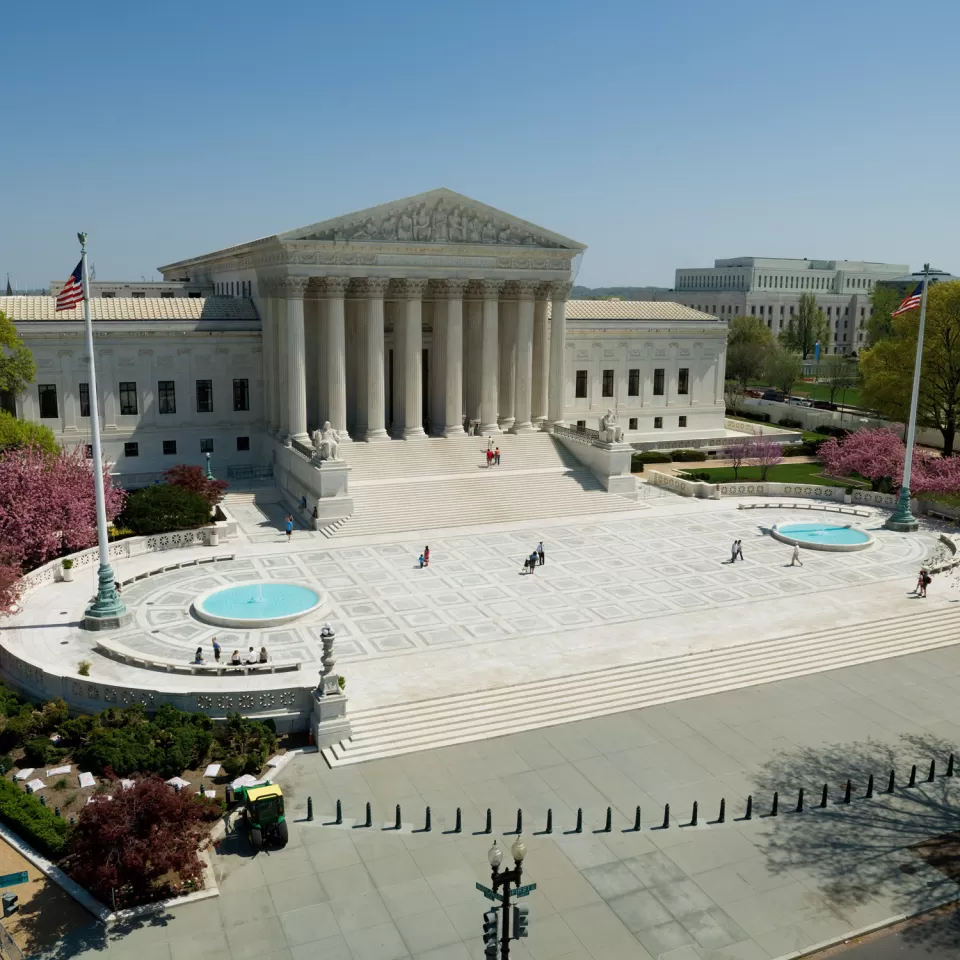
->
[552,433,638,500]
[272,437,354,524]
[311,681,351,748]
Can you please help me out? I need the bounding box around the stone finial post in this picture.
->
[320,624,336,677]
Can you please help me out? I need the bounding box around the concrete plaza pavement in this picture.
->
[43,634,960,960]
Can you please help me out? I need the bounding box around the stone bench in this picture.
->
[94,638,301,676]
[737,502,870,517]
[120,554,236,588]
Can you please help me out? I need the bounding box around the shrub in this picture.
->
[0,775,69,858]
[685,471,714,483]
[635,451,673,464]
[164,465,228,508]
[77,661,91,677]
[777,418,803,429]
[22,736,65,767]
[118,484,211,536]
[0,412,58,456]
[781,444,807,457]
[816,425,851,439]
[668,450,705,462]
[0,560,22,616]
[213,713,277,776]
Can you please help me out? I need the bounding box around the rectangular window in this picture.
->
[38,384,58,419]
[163,440,177,455]
[196,379,213,413]
[653,369,665,396]
[119,381,138,416]
[79,382,90,418]
[575,370,588,399]
[83,444,93,459]
[188,291,202,298]
[679,416,687,427]
[677,368,689,395]
[124,441,139,457]
[158,380,176,415]
[233,378,250,412]
[628,418,638,430]
[628,369,640,397]
[601,369,614,398]
[576,420,586,430]
[102,291,116,298]
[654,416,663,429]
[236,436,250,451]
[160,291,174,298]
[200,438,214,453]
[131,292,145,298]
[750,305,756,315]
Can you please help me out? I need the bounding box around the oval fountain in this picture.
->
[771,522,875,553]
[192,582,325,628]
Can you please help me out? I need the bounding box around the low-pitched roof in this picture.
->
[0,296,259,322]
[561,300,718,321]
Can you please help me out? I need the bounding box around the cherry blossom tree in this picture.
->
[752,436,783,480]
[724,431,760,480]
[164,464,228,507]
[0,560,22,616]
[0,444,126,573]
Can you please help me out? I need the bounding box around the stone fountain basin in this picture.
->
[192,581,325,628]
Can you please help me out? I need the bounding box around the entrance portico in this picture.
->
[159,188,584,443]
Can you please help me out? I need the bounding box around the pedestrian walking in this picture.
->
[916,568,931,597]
[737,540,744,561]
[730,540,738,563]
[528,551,539,574]
[284,514,294,542]
[537,542,545,566]
[495,447,501,466]
[418,553,425,569]
[212,637,221,662]
[423,546,430,567]
[486,448,493,468]
[790,543,803,567]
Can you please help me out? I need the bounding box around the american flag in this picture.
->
[892,282,923,317]
[55,260,84,311]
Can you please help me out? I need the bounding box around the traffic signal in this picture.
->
[513,903,529,939]
[2,894,18,917]
[482,908,499,956]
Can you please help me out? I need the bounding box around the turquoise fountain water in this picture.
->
[193,582,323,627]
[776,522,871,546]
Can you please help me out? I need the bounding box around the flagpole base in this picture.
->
[83,563,132,631]
[885,488,919,533]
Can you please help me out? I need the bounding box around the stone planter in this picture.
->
[844,494,853,504]
[61,567,74,582]
[207,528,219,547]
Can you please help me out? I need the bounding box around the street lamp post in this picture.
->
[205,452,214,480]
[488,838,527,959]
[886,264,932,532]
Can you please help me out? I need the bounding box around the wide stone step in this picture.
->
[322,609,960,765]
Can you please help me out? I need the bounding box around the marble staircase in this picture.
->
[321,607,960,766]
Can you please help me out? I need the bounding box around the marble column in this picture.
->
[443,279,468,436]
[357,278,390,441]
[275,293,289,437]
[323,278,349,439]
[510,281,537,433]
[548,281,572,425]
[498,297,516,430]
[463,293,483,428]
[280,277,310,443]
[397,279,427,438]
[479,281,501,434]
[258,284,277,433]
[429,294,446,434]
[532,287,549,427]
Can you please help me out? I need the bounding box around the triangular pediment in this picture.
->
[276,188,585,251]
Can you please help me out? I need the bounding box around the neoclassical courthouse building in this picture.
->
[4,190,727,501]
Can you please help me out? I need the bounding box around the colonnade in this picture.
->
[258,277,571,443]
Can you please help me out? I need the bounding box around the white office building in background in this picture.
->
[658,257,908,354]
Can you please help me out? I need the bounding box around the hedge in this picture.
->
[777,418,803,429]
[726,410,771,424]
[635,451,673,464]
[118,484,211,536]
[0,776,69,858]
[668,450,705,462]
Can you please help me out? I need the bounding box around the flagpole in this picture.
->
[78,232,128,629]
[886,263,930,532]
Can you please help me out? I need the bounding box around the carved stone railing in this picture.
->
[552,423,600,445]
[291,438,314,461]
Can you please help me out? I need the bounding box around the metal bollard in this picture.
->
[70,817,75,826]
[718,799,725,824]
[307,796,314,822]
[40,795,46,807]
[55,806,61,818]
[545,809,553,834]
[395,804,402,831]
[745,795,753,820]
[795,788,804,814]
[515,809,522,835]
[865,774,874,799]
[820,784,828,808]
[887,770,895,794]
[575,808,583,833]
[364,802,372,828]
[485,808,492,834]
[691,801,698,827]
[662,803,670,829]
[424,806,431,832]
[603,807,612,832]
[843,780,851,804]
[908,764,917,788]
[770,792,778,817]
[928,760,936,782]
[336,799,343,824]
[454,808,462,834]
[633,806,642,831]
[949,754,955,777]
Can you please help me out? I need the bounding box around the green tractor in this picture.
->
[227,782,288,851]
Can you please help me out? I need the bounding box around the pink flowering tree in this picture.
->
[752,436,783,480]
[0,444,126,575]
[723,436,756,480]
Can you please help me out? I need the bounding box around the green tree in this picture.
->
[860,280,960,455]
[0,410,57,454]
[866,284,902,347]
[118,484,211,535]
[726,315,774,395]
[779,293,828,359]
[0,310,35,400]
[765,346,804,397]
[817,354,859,405]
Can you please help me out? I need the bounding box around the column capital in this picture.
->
[320,277,351,297]
[276,276,311,298]
[503,280,539,301]
[440,278,470,299]
[392,278,429,299]
[550,281,573,301]
[354,277,391,298]
[477,279,503,301]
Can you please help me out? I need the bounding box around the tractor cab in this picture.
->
[226,782,288,851]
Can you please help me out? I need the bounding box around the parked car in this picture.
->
[787,396,813,407]
[761,390,785,402]
[811,400,838,411]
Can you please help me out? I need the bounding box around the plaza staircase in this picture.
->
[322,433,644,538]
[321,606,960,766]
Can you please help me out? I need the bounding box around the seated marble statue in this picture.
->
[599,409,624,443]
[311,421,342,461]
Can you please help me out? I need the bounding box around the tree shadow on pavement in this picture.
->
[751,733,960,953]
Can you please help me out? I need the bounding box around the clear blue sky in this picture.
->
[3,0,958,290]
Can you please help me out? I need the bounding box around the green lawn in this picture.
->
[680,462,854,487]
[747,380,862,407]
